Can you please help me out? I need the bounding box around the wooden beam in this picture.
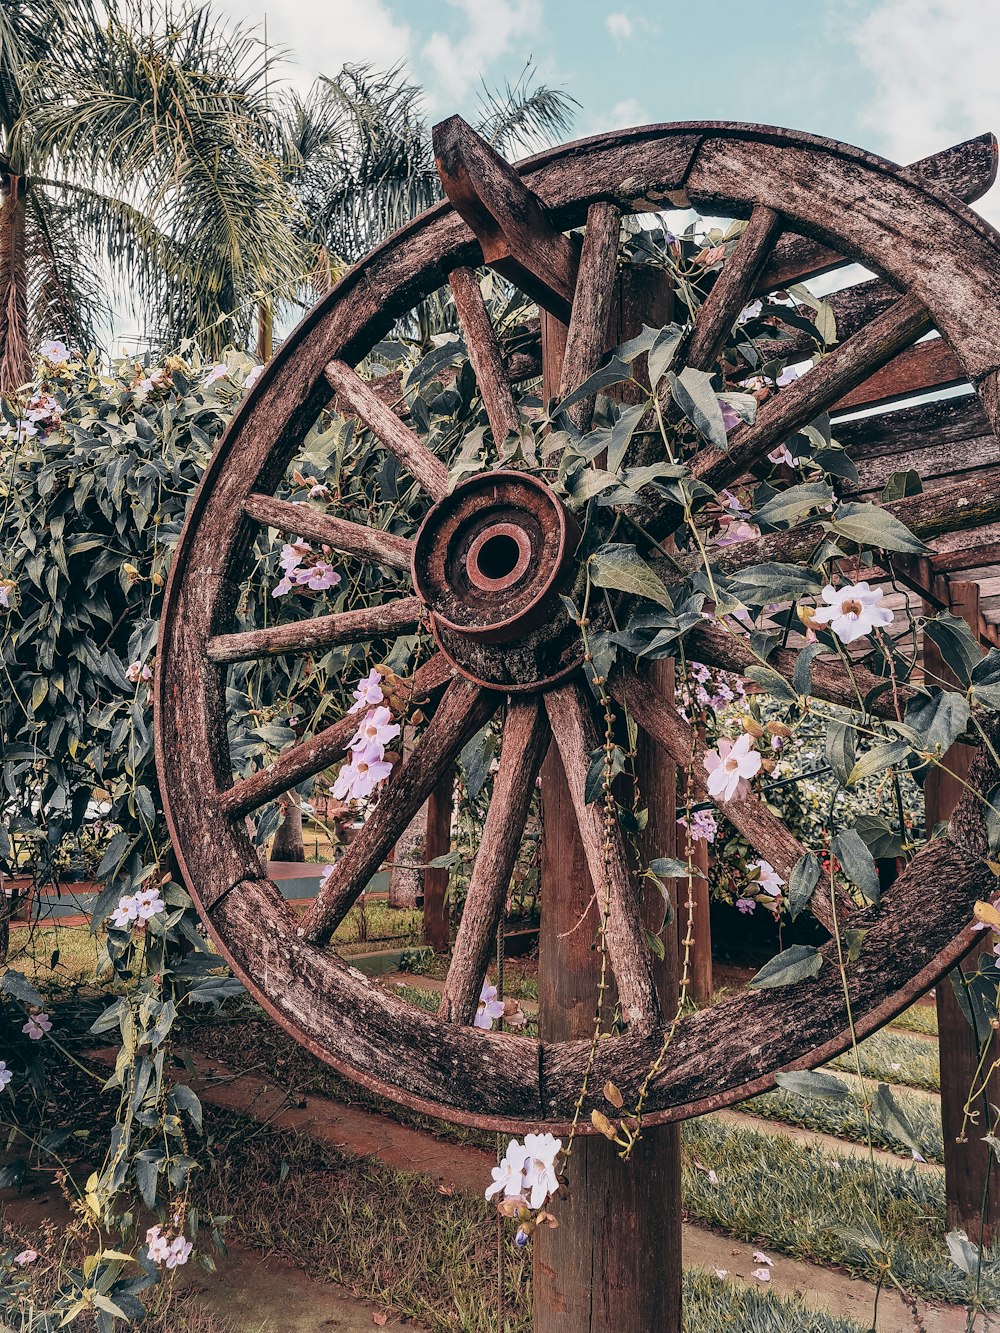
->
[831,337,964,413]
[924,576,1000,1246]
[433,114,580,321]
[423,766,454,953]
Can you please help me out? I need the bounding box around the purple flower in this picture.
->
[348,669,384,715]
[735,897,756,915]
[22,1012,52,1040]
[718,399,742,433]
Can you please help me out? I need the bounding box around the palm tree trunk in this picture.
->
[271,790,305,862]
[256,301,273,362]
[0,171,30,394]
[388,804,425,908]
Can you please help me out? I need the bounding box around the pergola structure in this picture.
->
[156,119,1000,1330]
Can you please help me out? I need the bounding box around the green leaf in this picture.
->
[774,1069,849,1101]
[946,1228,982,1277]
[924,611,984,687]
[881,470,923,503]
[846,741,910,786]
[853,814,906,860]
[971,649,1000,711]
[649,856,704,879]
[904,689,970,760]
[793,642,824,698]
[753,482,834,529]
[1,969,44,1008]
[589,544,672,607]
[871,1082,923,1156]
[825,720,856,787]
[829,502,928,554]
[750,944,823,989]
[671,367,728,450]
[787,852,820,921]
[556,355,633,412]
[832,828,880,903]
[727,563,821,605]
[646,325,684,389]
[744,664,799,704]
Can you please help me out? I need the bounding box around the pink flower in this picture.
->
[244,364,264,391]
[767,444,794,466]
[22,1013,52,1040]
[165,1235,193,1268]
[110,894,139,929]
[280,540,311,571]
[475,983,506,1030]
[332,742,393,801]
[735,897,756,915]
[13,1249,38,1265]
[703,734,761,803]
[204,363,229,385]
[0,586,10,609]
[308,483,330,498]
[348,669,384,715]
[719,399,741,433]
[301,560,340,591]
[748,859,784,897]
[775,364,798,387]
[714,520,759,547]
[349,706,400,752]
[679,808,717,844]
[126,660,152,684]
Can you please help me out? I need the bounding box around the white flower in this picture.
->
[348,669,384,714]
[244,363,264,390]
[521,1133,562,1209]
[13,1248,38,1265]
[486,1139,530,1202]
[22,1013,52,1041]
[474,983,506,1031]
[134,888,166,921]
[753,1250,773,1266]
[332,742,393,801]
[0,1061,12,1090]
[164,1235,192,1268]
[748,859,784,897]
[110,894,139,930]
[349,706,400,753]
[39,339,70,363]
[751,1267,772,1282]
[812,581,893,645]
[703,734,761,803]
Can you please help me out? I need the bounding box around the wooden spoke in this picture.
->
[324,360,449,501]
[299,676,501,946]
[684,205,782,373]
[438,698,551,1025]
[244,492,413,572]
[692,293,932,493]
[449,265,520,445]
[608,663,844,932]
[219,654,454,819]
[558,201,622,431]
[544,682,662,1030]
[206,597,423,665]
[686,621,916,720]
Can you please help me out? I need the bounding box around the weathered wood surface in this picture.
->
[751,132,997,295]
[439,699,551,1024]
[693,294,932,493]
[832,336,964,413]
[449,264,520,445]
[244,492,414,571]
[925,578,1000,1244]
[207,597,423,663]
[688,204,781,371]
[558,201,621,429]
[324,359,449,500]
[299,677,500,945]
[434,114,580,322]
[219,654,454,819]
[544,682,662,1029]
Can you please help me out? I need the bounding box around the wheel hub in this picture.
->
[411,470,583,690]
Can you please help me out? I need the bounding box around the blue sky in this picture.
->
[218,0,1000,222]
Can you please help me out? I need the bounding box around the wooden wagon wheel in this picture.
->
[156,120,1000,1133]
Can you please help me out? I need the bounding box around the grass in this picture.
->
[746,1077,943,1163]
[890,1002,939,1038]
[683,1114,992,1307]
[827,1027,940,1092]
[196,1107,880,1333]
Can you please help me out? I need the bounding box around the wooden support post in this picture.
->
[680,803,713,1007]
[423,767,454,952]
[924,574,1000,1244]
[534,270,683,1333]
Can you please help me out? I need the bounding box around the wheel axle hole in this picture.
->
[476,533,521,582]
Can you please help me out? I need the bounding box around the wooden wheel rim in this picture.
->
[156,121,1000,1132]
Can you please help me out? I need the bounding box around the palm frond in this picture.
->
[474,62,578,156]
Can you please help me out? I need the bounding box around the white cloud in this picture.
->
[583,97,648,137]
[606,12,633,42]
[219,0,413,91]
[848,0,1000,220]
[421,0,542,103]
